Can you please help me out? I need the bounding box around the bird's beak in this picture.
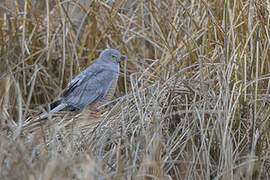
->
[117,56,125,63]
[116,58,121,63]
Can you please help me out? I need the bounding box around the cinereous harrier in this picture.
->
[50,48,121,113]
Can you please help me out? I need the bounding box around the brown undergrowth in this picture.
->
[0,0,270,179]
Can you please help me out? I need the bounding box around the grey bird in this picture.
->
[50,48,121,113]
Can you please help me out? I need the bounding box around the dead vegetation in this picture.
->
[0,0,270,179]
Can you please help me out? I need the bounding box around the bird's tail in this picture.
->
[22,102,67,133]
[50,103,66,113]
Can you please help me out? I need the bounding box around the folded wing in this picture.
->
[50,64,115,112]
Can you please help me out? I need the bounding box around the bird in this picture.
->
[49,48,121,113]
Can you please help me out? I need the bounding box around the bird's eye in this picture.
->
[112,55,116,58]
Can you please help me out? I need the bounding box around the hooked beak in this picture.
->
[116,57,121,63]
[117,56,126,63]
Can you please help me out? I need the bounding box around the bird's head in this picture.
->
[99,48,121,64]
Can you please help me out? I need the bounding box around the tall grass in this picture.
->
[0,0,270,179]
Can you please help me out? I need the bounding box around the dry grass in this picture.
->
[0,0,270,179]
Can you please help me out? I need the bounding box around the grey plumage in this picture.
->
[50,48,121,113]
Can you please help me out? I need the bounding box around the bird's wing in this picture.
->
[61,65,95,98]
[61,65,115,109]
